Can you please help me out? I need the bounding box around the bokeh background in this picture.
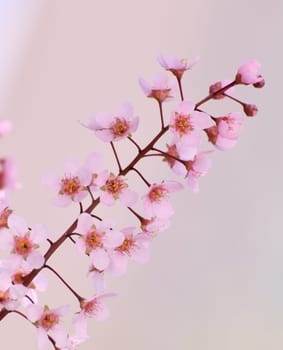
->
[0,0,282,349]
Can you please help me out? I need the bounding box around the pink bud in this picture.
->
[253,76,265,88]
[243,104,258,117]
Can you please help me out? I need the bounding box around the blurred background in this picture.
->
[0,0,282,349]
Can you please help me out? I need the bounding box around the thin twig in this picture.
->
[44,264,83,303]
[128,136,142,152]
[110,141,122,172]
[130,167,151,187]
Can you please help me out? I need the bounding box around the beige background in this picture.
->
[0,0,282,349]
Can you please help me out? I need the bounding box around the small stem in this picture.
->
[25,294,35,304]
[87,186,95,202]
[110,141,122,172]
[44,264,83,303]
[68,235,76,244]
[177,77,184,101]
[223,92,245,106]
[79,202,83,214]
[130,167,151,187]
[90,213,102,221]
[127,206,144,222]
[158,101,165,130]
[11,310,28,320]
[128,136,142,152]
[47,238,53,246]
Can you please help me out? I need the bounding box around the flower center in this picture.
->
[106,177,125,194]
[111,118,129,137]
[0,207,12,228]
[14,234,33,257]
[82,299,99,316]
[117,235,134,254]
[60,176,81,196]
[148,185,166,202]
[85,230,103,251]
[40,312,59,330]
[174,114,192,135]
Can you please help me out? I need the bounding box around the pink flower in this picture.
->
[45,153,102,207]
[206,113,244,150]
[26,304,69,350]
[236,60,262,85]
[108,227,151,276]
[170,100,213,139]
[139,72,177,103]
[184,151,212,192]
[0,214,48,269]
[79,293,114,320]
[76,213,124,271]
[0,272,27,310]
[157,54,199,79]
[0,120,12,137]
[143,180,183,219]
[98,171,138,207]
[87,102,139,142]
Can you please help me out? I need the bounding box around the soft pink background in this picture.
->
[0,1,282,349]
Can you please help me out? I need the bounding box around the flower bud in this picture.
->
[243,103,258,117]
[253,76,265,88]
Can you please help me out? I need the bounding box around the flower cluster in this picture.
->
[0,56,264,350]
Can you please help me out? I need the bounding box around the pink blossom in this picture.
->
[170,100,213,139]
[76,213,124,271]
[143,180,183,219]
[108,227,151,276]
[185,151,212,192]
[0,120,12,137]
[141,215,171,234]
[157,54,199,79]
[79,293,114,320]
[139,72,177,103]
[87,102,139,142]
[98,171,138,207]
[45,153,102,207]
[0,272,27,310]
[26,304,69,350]
[206,113,244,150]
[236,60,262,84]
[0,214,48,269]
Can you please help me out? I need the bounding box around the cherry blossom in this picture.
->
[143,180,183,219]
[76,213,124,271]
[139,72,177,103]
[26,304,69,350]
[169,100,213,139]
[0,157,18,199]
[0,272,27,310]
[87,102,139,142]
[0,214,48,269]
[109,227,151,276]
[45,153,102,207]
[157,54,200,79]
[205,113,244,150]
[184,151,212,192]
[98,171,138,207]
